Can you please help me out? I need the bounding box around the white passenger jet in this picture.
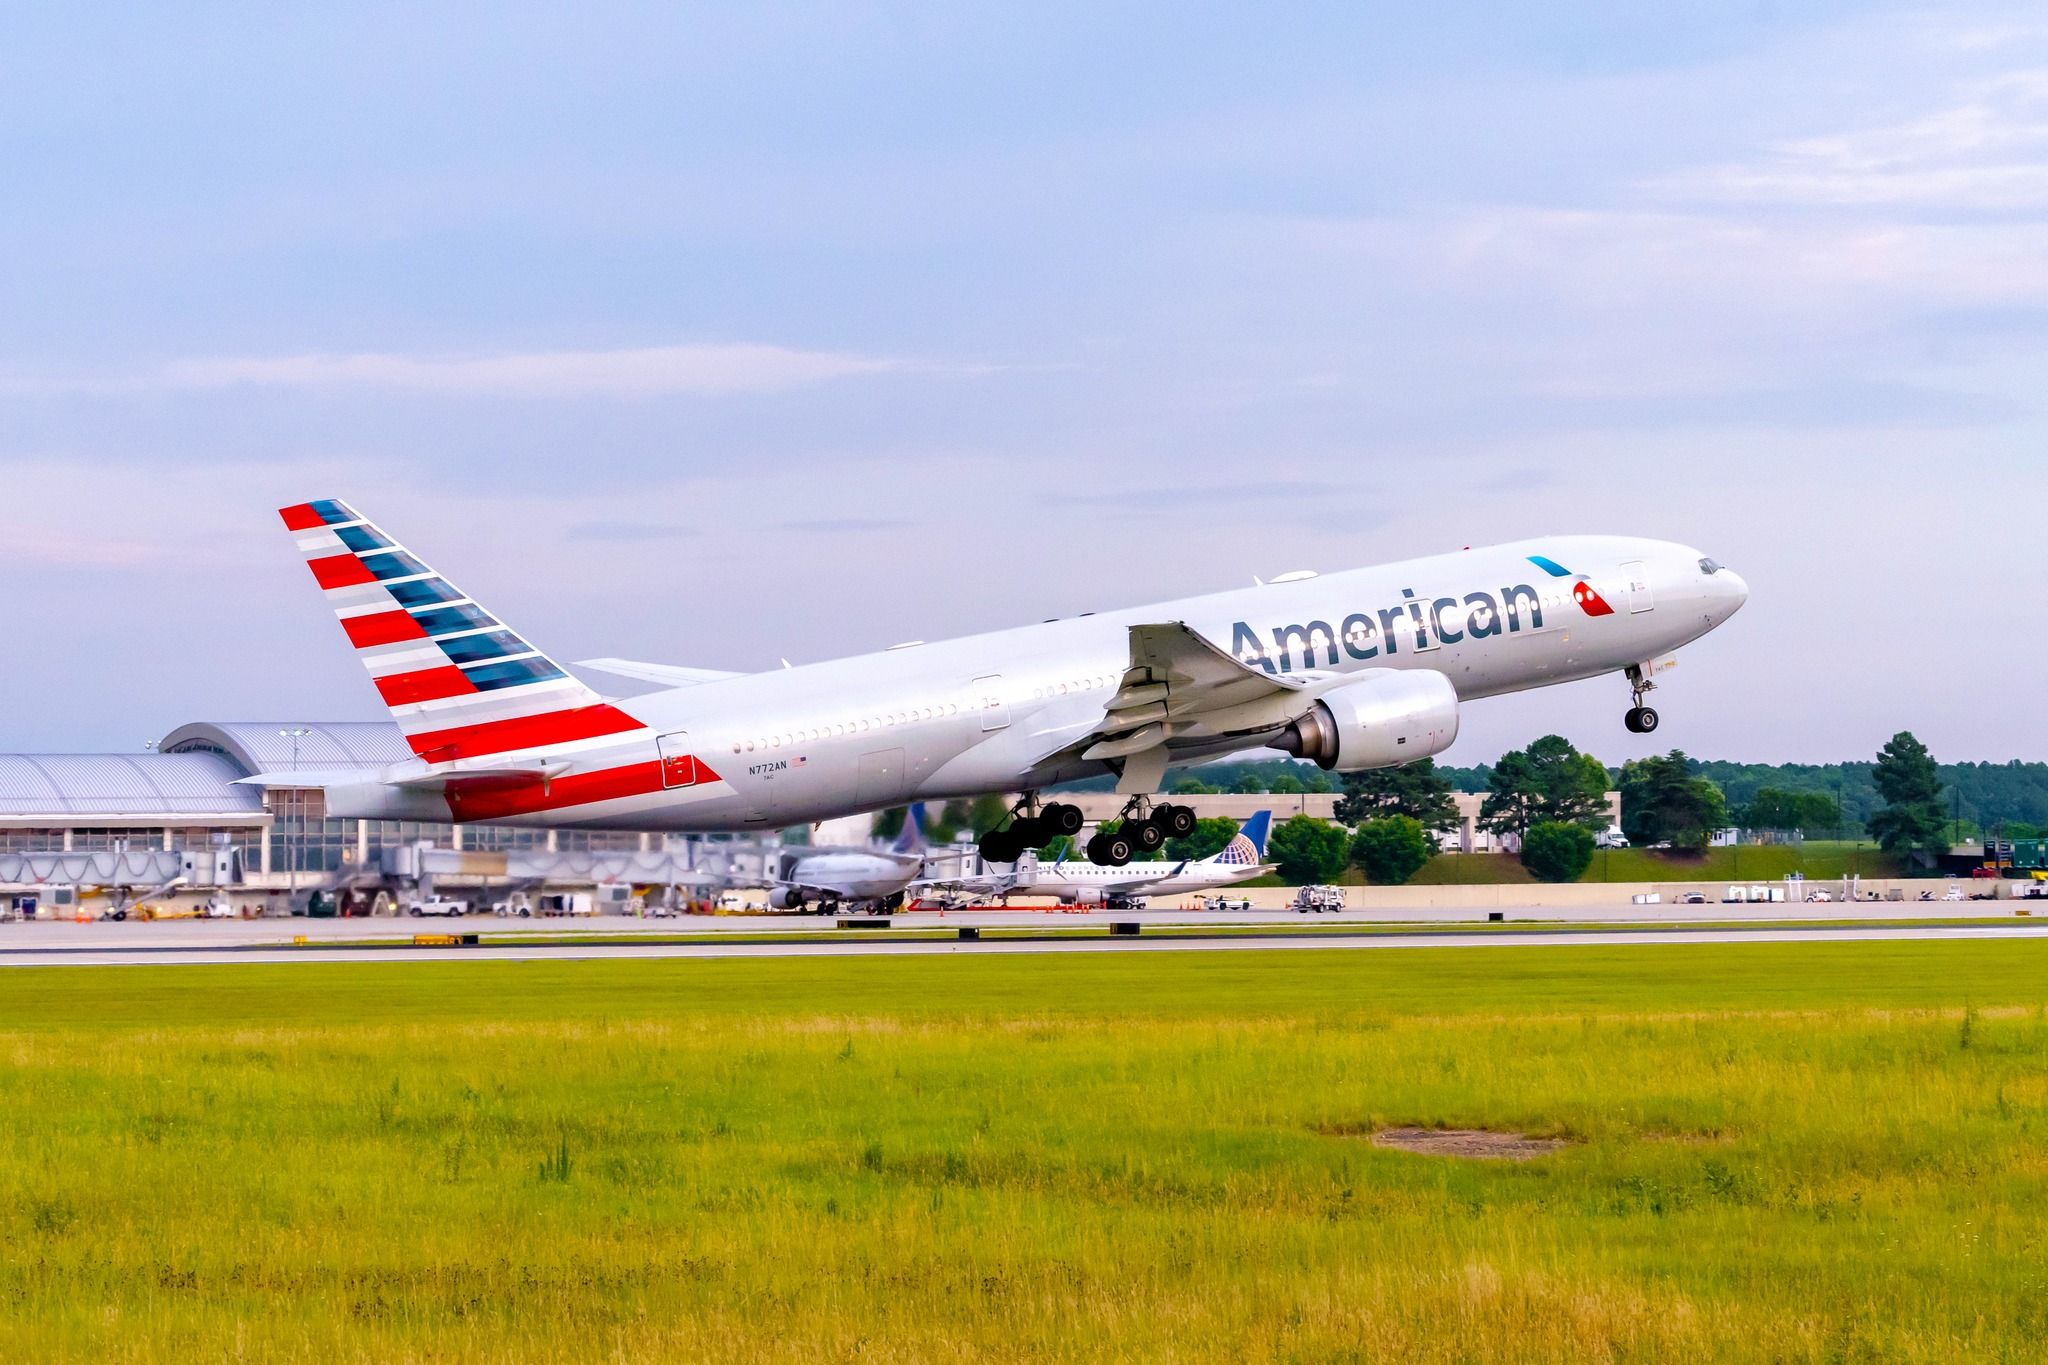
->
[930,810,1276,907]
[757,804,930,913]
[273,500,1747,867]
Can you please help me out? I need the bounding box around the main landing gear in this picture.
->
[976,795,1085,865]
[1083,797,1197,868]
[974,795,1200,868]
[1623,664,1660,735]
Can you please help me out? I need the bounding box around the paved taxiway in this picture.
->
[1,921,2043,967]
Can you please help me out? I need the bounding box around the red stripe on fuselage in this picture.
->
[445,760,670,822]
[406,704,645,761]
[308,553,376,589]
[375,665,478,706]
[279,503,325,531]
[342,609,430,648]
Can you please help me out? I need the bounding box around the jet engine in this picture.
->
[1059,887,1107,907]
[767,886,805,911]
[1271,669,1460,771]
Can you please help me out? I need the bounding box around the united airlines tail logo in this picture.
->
[1215,834,1258,867]
[1529,555,1614,617]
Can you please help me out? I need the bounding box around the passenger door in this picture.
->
[656,732,701,788]
[1621,560,1654,614]
[971,674,1010,732]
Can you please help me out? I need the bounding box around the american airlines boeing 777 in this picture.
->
[272,500,1747,867]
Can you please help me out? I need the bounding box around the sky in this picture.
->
[4,2,2047,767]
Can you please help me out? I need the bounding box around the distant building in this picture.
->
[1,721,730,916]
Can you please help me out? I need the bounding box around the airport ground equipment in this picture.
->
[1292,885,1346,913]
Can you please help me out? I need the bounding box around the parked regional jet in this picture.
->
[757,804,929,913]
[272,500,1747,867]
[929,810,1275,907]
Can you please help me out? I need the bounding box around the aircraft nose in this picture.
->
[1715,566,1748,616]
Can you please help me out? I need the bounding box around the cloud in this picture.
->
[774,516,911,533]
[6,343,986,399]
[562,519,696,542]
[1646,64,2048,212]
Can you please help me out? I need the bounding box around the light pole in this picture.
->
[279,729,311,910]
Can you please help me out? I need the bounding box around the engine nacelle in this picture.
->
[1271,670,1460,772]
[767,886,805,911]
[1059,887,1106,907]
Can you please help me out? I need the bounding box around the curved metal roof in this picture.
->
[0,752,262,819]
[158,721,411,777]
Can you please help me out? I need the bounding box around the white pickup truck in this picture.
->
[408,897,470,917]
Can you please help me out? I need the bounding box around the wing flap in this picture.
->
[1063,622,1313,790]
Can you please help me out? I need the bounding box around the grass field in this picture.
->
[1401,841,1906,886]
[3,943,2046,1361]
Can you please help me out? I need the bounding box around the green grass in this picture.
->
[1580,840,1905,883]
[1399,842,1907,886]
[2,944,2047,1361]
[1404,853,1538,885]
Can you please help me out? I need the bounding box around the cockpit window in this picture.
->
[1699,557,1723,575]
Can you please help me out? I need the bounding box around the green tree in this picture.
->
[1268,815,1349,885]
[870,807,908,841]
[1268,773,1306,795]
[1618,751,1729,853]
[1332,758,1461,833]
[963,793,1011,837]
[1521,820,1595,882]
[1868,731,1948,865]
[1350,816,1434,885]
[1165,817,1239,862]
[1479,736,1610,837]
[1737,787,1844,835]
[1170,778,1220,795]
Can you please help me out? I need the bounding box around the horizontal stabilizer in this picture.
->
[573,657,746,688]
[232,768,393,789]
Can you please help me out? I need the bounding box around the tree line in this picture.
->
[871,731,1970,886]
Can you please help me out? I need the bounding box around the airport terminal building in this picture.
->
[0,721,727,916]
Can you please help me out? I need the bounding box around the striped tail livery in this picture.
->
[278,498,649,765]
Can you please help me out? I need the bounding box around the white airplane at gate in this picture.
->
[272,499,1748,867]
[928,810,1278,907]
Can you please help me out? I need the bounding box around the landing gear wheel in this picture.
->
[1130,819,1166,853]
[1158,804,1197,838]
[979,830,1023,864]
[1008,816,1047,849]
[1043,803,1085,836]
[1624,706,1660,734]
[1102,834,1134,867]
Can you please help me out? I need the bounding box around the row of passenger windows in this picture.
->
[1033,674,1115,698]
[725,670,1122,757]
[731,703,962,754]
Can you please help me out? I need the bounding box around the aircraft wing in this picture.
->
[573,657,747,688]
[1065,622,1315,792]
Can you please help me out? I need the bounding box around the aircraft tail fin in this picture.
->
[890,803,928,855]
[1204,810,1272,867]
[278,499,647,763]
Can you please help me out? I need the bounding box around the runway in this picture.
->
[1,919,2044,967]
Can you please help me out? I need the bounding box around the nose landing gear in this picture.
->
[1623,664,1660,734]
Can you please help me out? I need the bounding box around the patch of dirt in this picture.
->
[1368,1127,1568,1161]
